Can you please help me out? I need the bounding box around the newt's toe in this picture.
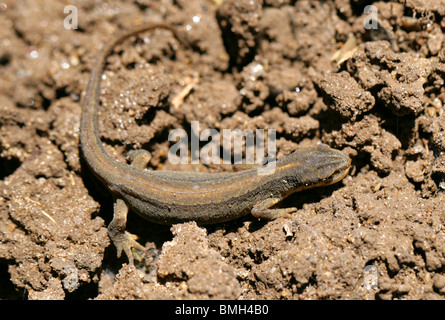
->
[112,231,145,265]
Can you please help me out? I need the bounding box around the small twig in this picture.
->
[171,76,199,109]
[24,197,57,224]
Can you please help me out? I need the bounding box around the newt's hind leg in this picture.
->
[127,149,152,170]
[107,150,152,264]
[108,199,145,265]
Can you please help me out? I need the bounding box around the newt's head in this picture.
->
[274,143,351,191]
[309,143,351,186]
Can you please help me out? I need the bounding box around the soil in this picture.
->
[1,0,445,300]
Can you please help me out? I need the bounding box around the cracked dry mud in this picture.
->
[1,0,445,300]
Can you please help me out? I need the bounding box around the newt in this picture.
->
[80,24,351,264]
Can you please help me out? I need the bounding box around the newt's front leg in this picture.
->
[251,197,297,220]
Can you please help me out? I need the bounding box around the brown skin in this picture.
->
[80,24,351,264]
